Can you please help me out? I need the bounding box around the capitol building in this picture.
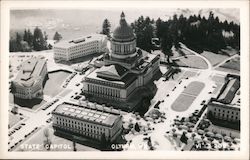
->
[82,12,160,111]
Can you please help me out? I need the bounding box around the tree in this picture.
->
[11,105,18,114]
[161,34,173,63]
[101,19,111,37]
[73,141,77,151]
[53,31,62,41]
[33,27,47,51]
[134,122,140,132]
[43,128,51,150]
[27,29,33,47]
[180,132,188,144]
[131,16,154,52]
[16,32,22,51]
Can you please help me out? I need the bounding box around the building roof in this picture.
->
[53,102,121,127]
[14,56,47,87]
[96,64,128,80]
[86,67,136,87]
[54,34,106,48]
[112,12,135,42]
[217,77,240,104]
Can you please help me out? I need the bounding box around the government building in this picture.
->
[53,34,107,62]
[82,12,160,111]
[207,74,240,130]
[52,102,123,143]
[12,56,48,99]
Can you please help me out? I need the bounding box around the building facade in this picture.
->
[53,34,107,61]
[82,12,160,108]
[12,56,48,99]
[207,74,240,123]
[52,102,123,142]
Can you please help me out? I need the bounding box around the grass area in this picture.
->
[171,47,194,59]
[201,51,229,66]
[181,71,197,79]
[221,47,239,56]
[211,75,226,83]
[43,71,71,97]
[220,56,240,71]
[16,126,97,151]
[9,113,22,128]
[212,83,223,95]
[171,94,196,112]
[173,56,208,69]
[183,81,205,96]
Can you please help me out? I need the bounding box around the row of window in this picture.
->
[213,108,239,115]
[56,116,106,131]
[213,112,239,120]
[88,84,121,98]
[85,78,123,88]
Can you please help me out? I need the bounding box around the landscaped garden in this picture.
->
[171,94,196,112]
[182,81,205,96]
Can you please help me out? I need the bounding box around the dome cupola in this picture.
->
[112,12,135,42]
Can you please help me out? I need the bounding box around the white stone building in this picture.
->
[52,102,123,142]
[53,34,107,61]
[12,56,48,99]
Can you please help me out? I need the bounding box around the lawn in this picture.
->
[173,55,208,69]
[16,126,98,151]
[181,71,197,79]
[201,51,229,66]
[171,94,196,112]
[171,47,195,59]
[43,71,71,97]
[220,56,240,71]
[183,81,205,96]
[211,75,226,83]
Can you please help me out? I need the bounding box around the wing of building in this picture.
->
[82,12,160,111]
[53,34,107,62]
[12,56,48,99]
[52,102,123,143]
[207,74,240,130]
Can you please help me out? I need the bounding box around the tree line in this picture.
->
[129,11,240,61]
[9,27,62,52]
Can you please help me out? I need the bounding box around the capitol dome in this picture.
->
[112,12,135,42]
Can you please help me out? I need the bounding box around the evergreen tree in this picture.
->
[53,31,62,41]
[101,19,111,37]
[33,27,47,51]
[131,16,154,52]
[16,32,22,51]
[134,122,140,132]
[27,29,33,47]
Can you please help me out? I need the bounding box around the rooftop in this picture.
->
[53,102,121,127]
[54,34,106,48]
[86,67,137,86]
[14,56,47,87]
[217,76,240,104]
[96,64,128,80]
